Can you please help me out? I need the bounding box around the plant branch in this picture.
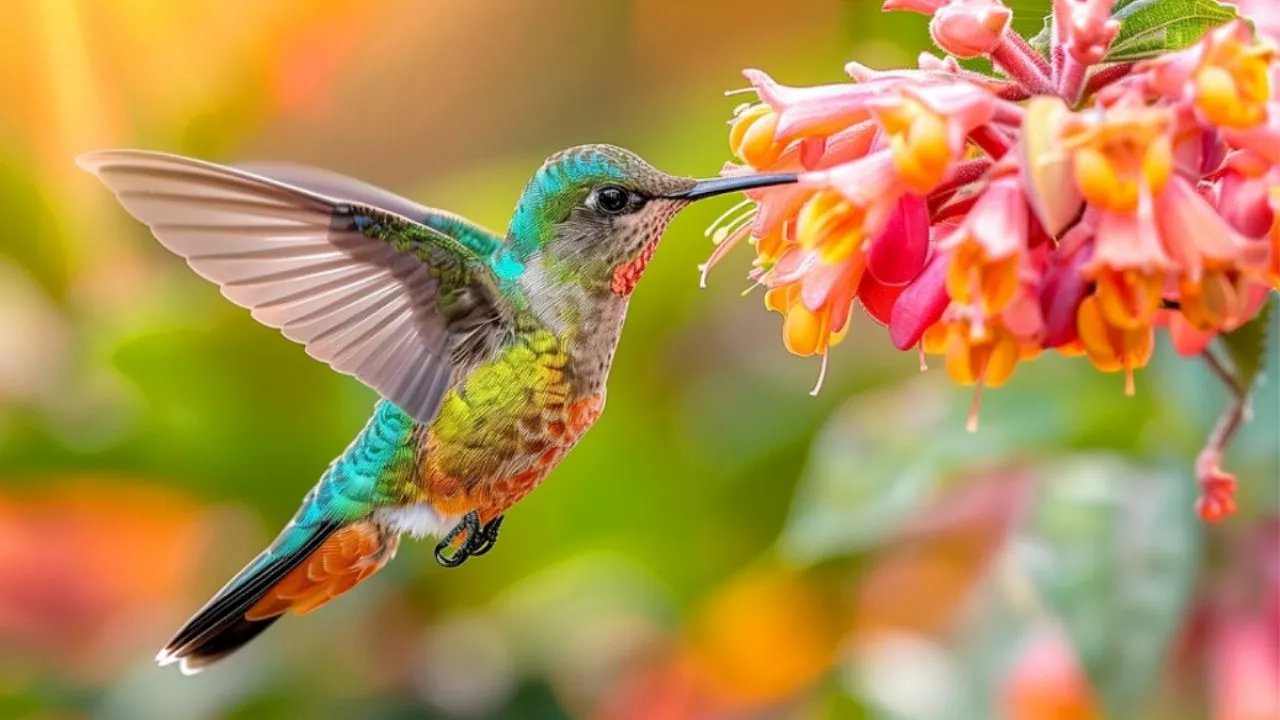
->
[1082,62,1137,100]
[1202,346,1243,397]
[990,31,1056,96]
[1194,346,1250,522]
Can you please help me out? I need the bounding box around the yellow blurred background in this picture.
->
[0,1,1276,718]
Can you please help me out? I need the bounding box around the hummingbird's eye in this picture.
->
[593,185,633,215]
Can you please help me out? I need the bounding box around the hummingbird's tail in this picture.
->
[157,517,399,674]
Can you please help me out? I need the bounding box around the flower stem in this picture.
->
[970,125,1013,159]
[1082,62,1136,100]
[1059,56,1087,106]
[932,158,994,198]
[1196,346,1250,520]
[1007,30,1053,78]
[930,193,981,222]
[992,100,1026,126]
[991,31,1055,96]
[993,38,1054,96]
[1202,346,1245,402]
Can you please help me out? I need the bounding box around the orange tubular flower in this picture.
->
[1155,177,1270,330]
[870,83,996,193]
[764,253,865,357]
[944,176,1028,317]
[1145,20,1276,129]
[760,189,871,359]
[1193,22,1275,129]
[796,189,865,263]
[938,318,1022,389]
[711,4,1279,521]
[1063,103,1175,214]
[1065,103,1176,333]
[1076,295,1155,395]
[730,103,785,169]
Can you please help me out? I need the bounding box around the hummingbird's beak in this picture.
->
[664,172,799,201]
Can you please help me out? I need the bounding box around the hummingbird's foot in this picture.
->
[470,515,503,557]
[433,512,503,567]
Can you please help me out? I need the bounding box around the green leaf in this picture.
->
[1220,297,1274,393]
[1107,0,1238,62]
[1028,17,1052,59]
[776,359,1138,564]
[1022,456,1200,716]
[1028,0,1237,63]
[776,382,955,564]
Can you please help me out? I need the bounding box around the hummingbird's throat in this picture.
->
[610,239,659,296]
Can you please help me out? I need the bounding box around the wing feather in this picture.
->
[80,149,513,423]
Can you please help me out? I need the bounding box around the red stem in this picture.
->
[1060,56,1087,106]
[930,194,981,222]
[992,101,1026,125]
[991,33,1057,96]
[970,125,1012,159]
[1082,62,1137,99]
[997,85,1032,102]
[930,158,994,199]
[1006,30,1054,78]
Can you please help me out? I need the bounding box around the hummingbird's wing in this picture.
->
[232,160,504,258]
[79,150,514,425]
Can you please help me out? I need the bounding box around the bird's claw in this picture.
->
[434,511,504,568]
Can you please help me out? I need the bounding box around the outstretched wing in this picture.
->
[79,150,514,424]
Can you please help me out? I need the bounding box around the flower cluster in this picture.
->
[706,0,1278,521]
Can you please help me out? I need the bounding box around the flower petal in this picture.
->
[744,69,887,142]
[889,249,953,350]
[1166,309,1217,356]
[1019,96,1084,235]
[857,271,909,325]
[867,193,931,285]
[1039,232,1094,347]
[1155,177,1263,281]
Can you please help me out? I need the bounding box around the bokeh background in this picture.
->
[0,1,1277,718]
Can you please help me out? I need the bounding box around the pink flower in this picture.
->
[890,246,953,349]
[1229,0,1280,44]
[867,193,931,285]
[709,2,1279,520]
[930,0,1013,59]
[942,175,1030,317]
[741,69,898,144]
[1144,20,1276,129]
[868,81,998,192]
[1053,0,1120,64]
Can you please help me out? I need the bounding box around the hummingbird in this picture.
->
[79,144,797,673]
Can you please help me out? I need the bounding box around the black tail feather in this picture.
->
[158,520,340,674]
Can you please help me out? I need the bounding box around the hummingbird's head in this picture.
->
[503,144,796,295]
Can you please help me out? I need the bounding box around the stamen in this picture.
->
[700,224,753,288]
[1124,364,1136,396]
[724,87,756,97]
[967,380,985,433]
[715,206,758,244]
[970,311,987,342]
[810,351,831,396]
[918,343,929,372]
[705,198,754,238]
